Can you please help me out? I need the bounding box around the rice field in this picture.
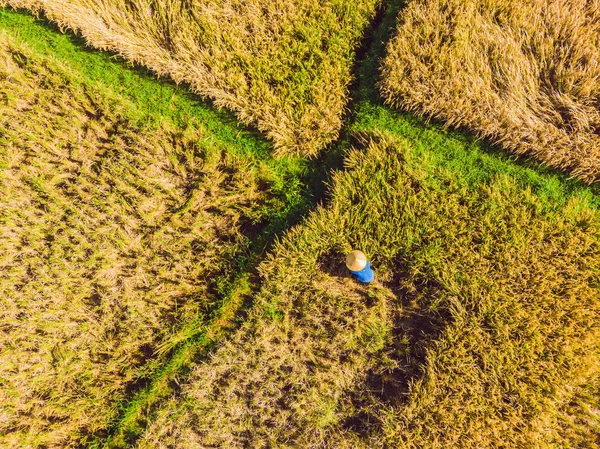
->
[2,0,380,157]
[2,1,600,448]
[380,0,600,183]
[130,4,600,446]
[0,16,309,447]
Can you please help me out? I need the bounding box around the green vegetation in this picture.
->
[2,2,600,448]
[3,0,380,156]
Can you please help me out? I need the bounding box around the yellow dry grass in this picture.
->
[0,33,277,448]
[380,0,600,183]
[552,379,600,447]
[2,0,379,157]
[137,134,600,448]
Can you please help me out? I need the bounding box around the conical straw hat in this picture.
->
[346,250,367,271]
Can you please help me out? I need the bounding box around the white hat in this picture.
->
[346,250,367,271]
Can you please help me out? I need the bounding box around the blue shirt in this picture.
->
[350,261,375,283]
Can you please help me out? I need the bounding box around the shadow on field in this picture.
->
[317,248,452,437]
[318,249,353,279]
[380,256,449,399]
[341,253,452,436]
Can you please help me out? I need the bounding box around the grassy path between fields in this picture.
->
[2,2,599,448]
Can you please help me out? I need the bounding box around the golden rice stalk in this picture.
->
[3,0,379,156]
[380,0,600,183]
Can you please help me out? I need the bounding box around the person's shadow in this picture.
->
[318,249,353,279]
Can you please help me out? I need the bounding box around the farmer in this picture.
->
[346,250,375,283]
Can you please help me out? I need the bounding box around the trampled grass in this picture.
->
[380,0,600,184]
[2,0,380,157]
[0,16,311,447]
